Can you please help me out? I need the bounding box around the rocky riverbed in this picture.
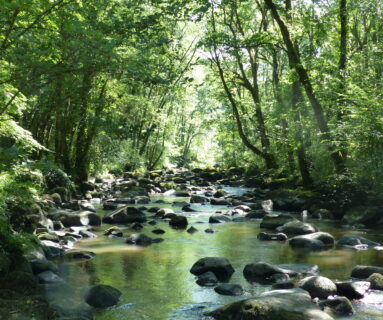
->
[7,168,383,320]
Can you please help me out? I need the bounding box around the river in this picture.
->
[46,186,383,320]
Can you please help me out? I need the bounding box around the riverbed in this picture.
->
[47,186,383,320]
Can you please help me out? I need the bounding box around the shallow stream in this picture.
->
[48,187,383,320]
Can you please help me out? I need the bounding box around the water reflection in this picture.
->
[53,188,383,320]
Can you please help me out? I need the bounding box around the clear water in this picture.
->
[48,187,383,320]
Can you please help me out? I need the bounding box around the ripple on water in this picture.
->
[52,186,383,320]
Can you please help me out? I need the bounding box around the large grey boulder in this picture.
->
[260,214,298,229]
[206,289,334,320]
[299,276,337,299]
[190,257,235,281]
[243,262,297,282]
[289,232,335,250]
[85,284,122,308]
[277,221,317,235]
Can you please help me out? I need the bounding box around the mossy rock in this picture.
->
[50,186,71,201]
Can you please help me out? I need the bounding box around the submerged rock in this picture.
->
[85,284,122,308]
[206,289,334,320]
[257,232,288,241]
[209,215,231,223]
[126,233,163,246]
[337,234,380,248]
[196,271,218,287]
[214,284,244,296]
[260,214,298,230]
[190,257,235,281]
[187,226,198,234]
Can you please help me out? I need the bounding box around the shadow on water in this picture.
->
[51,187,383,320]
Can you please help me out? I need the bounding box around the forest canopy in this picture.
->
[0,0,382,188]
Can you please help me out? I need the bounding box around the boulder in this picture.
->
[104,227,123,237]
[367,273,383,290]
[318,297,354,316]
[337,234,380,248]
[260,214,298,230]
[277,221,317,235]
[289,232,335,250]
[190,194,209,203]
[299,276,337,299]
[257,232,288,241]
[205,228,217,233]
[214,284,244,296]
[85,284,122,308]
[196,272,218,287]
[155,208,174,218]
[214,189,228,198]
[103,206,146,224]
[336,281,370,299]
[245,210,267,219]
[243,262,297,282]
[351,265,383,278]
[30,259,58,275]
[206,289,335,320]
[342,206,383,226]
[190,257,235,281]
[169,215,188,228]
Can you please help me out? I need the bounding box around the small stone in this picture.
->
[214,284,244,296]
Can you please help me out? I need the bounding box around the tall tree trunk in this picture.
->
[74,71,92,182]
[338,0,348,159]
[264,0,346,174]
[292,81,313,186]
